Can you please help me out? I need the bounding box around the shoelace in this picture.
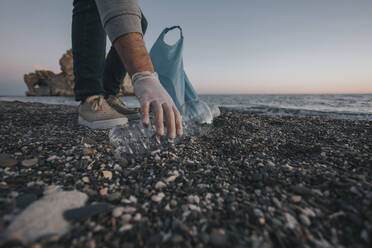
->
[86,95,104,111]
[110,96,128,108]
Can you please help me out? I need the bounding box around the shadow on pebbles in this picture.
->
[0,101,371,247]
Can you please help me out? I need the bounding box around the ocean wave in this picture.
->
[219,105,372,120]
[1,96,371,121]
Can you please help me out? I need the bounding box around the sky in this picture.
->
[0,0,371,95]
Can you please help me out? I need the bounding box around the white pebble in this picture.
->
[299,214,311,226]
[112,207,125,218]
[133,213,142,221]
[189,204,201,212]
[165,171,180,183]
[123,207,136,213]
[102,170,112,180]
[47,155,57,161]
[122,214,132,222]
[284,213,298,229]
[155,181,167,189]
[129,196,137,203]
[82,177,90,183]
[119,224,133,232]
[152,192,165,203]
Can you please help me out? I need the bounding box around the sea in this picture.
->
[1,94,371,120]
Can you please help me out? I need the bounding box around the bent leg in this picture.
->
[72,0,106,101]
[103,12,148,96]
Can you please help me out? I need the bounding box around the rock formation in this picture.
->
[24,49,134,96]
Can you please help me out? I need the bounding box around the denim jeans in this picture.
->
[72,0,147,101]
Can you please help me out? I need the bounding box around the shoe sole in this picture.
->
[78,116,128,129]
[126,113,141,121]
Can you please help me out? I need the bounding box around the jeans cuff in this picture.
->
[75,89,105,101]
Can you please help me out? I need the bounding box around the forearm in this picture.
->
[94,0,153,75]
[114,33,154,76]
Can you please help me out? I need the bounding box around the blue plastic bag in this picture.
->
[149,26,214,124]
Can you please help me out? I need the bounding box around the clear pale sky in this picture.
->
[0,0,371,95]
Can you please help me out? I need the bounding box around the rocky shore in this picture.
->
[0,101,371,247]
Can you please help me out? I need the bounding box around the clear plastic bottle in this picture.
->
[109,101,218,157]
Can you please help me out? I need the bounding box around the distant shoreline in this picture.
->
[1,94,372,121]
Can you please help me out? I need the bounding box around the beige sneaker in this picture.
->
[78,95,128,129]
[106,95,140,120]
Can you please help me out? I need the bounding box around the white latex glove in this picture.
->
[132,71,183,139]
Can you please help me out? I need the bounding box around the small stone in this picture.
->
[189,204,201,212]
[119,158,128,167]
[21,157,38,167]
[123,207,136,214]
[119,224,133,232]
[151,149,161,155]
[172,234,184,243]
[299,214,311,226]
[283,163,294,172]
[122,214,132,222]
[102,170,113,180]
[290,185,313,196]
[165,171,180,183]
[84,186,97,196]
[170,200,177,207]
[114,164,122,171]
[152,192,165,203]
[267,160,275,167]
[108,192,121,202]
[360,229,369,242]
[10,191,19,198]
[129,196,137,203]
[350,186,359,194]
[83,147,94,156]
[46,155,57,161]
[0,181,8,188]
[165,203,171,211]
[133,213,142,221]
[154,154,161,161]
[290,195,302,203]
[4,190,87,244]
[272,197,282,208]
[303,208,316,217]
[155,181,167,189]
[64,203,112,221]
[166,175,178,183]
[112,207,125,218]
[210,229,228,247]
[82,177,90,183]
[284,213,298,229]
[0,153,18,167]
[254,208,264,217]
[259,218,265,225]
[100,188,108,196]
[254,189,261,196]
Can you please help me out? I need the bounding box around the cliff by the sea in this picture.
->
[24,50,134,97]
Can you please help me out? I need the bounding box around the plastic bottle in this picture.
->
[109,101,218,157]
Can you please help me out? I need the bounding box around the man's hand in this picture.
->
[132,71,183,139]
[112,33,182,138]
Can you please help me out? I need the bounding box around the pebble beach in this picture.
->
[0,101,371,247]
